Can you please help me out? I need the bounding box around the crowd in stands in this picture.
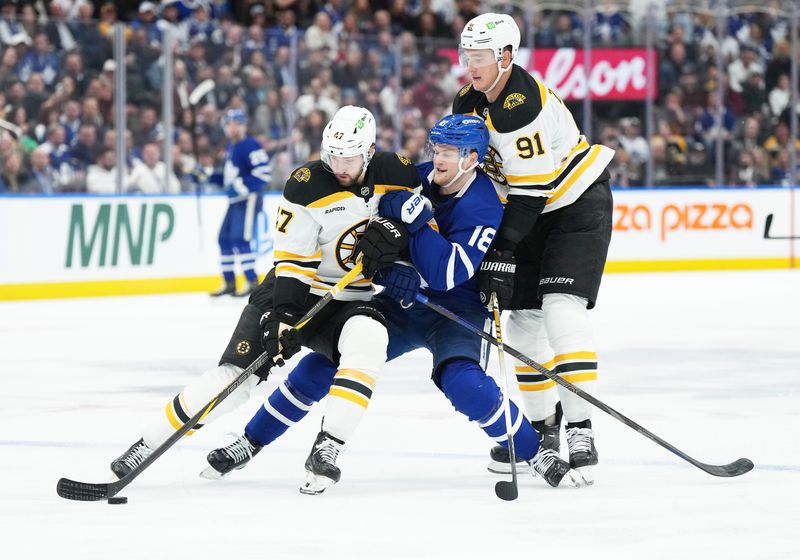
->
[0,0,797,194]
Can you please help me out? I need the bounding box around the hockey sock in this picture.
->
[238,250,257,283]
[220,248,235,283]
[141,363,258,449]
[439,359,539,461]
[245,353,337,446]
[506,309,559,422]
[542,293,597,423]
[321,315,387,442]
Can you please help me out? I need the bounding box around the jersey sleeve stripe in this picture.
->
[275,263,317,279]
[505,139,590,186]
[535,78,548,107]
[546,146,602,206]
[274,250,323,261]
[307,192,356,208]
[375,184,416,193]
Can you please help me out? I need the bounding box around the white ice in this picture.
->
[1,270,798,560]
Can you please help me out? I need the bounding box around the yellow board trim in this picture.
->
[335,368,376,389]
[328,386,370,408]
[605,258,794,273]
[0,275,225,301]
[561,372,598,384]
[519,380,556,392]
[307,192,355,209]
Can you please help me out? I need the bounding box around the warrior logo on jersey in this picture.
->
[503,93,526,110]
[293,167,311,183]
[397,154,411,166]
[458,83,473,97]
[482,145,507,185]
[336,219,369,271]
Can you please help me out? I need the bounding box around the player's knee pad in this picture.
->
[336,314,388,375]
[184,363,258,424]
[219,304,270,377]
[439,359,502,423]
[286,352,338,403]
[507,309,549,355]
[541,293,593,352]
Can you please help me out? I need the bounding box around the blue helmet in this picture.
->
[428,114,489,162]
[222,109,248,126]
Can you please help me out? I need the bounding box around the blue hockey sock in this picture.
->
[245,353,337,446]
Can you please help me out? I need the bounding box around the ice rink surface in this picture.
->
[1,269,798,560]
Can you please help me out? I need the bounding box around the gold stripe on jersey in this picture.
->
[276,263,317,280]
[307,192,356,209]
[536,79,549,108]
[554,350,597,362]
[505,139,590,186]
[274,250,322,261]
[546,145,602,207]
[561,372,598,384]
[375,184,415,194]
[553,351,597,384]
[329,387,370,408]
[329,368,376,409]
[515,361,556,392]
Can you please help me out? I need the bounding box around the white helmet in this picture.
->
[321,105,376,176]
[460,13,520,62]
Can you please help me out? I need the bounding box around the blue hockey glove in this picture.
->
[478,250,516,308]
[379,191,434,234]
[374,264,421,308]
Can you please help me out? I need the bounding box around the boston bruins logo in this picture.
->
[292,167,311,183]
[482,145,506,185]
[458,83,473,97]
[235,341,251,355]
[336,219,369,270]
[503,92,526,110]
[397,154,411,166]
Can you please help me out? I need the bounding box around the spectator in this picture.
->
[46,0,79,52]
[21,146,60,193]
[728,44,765,94]
[618,117,649,169]
[295,77,339,119]
[126,142,180,194]
[768,74,791,118]
[0,0,30,47]
[70,123,100,167]
[17,32,59,86]
[130,1,162,47]
[0,150,27,193]
[0,45,18,87]
[305,11,338,57]
[85,146,118,194]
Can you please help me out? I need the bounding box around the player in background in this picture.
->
[109,106,414,480]
[203,114,578,494]
[210,109,272,297]
[454,13,615,485]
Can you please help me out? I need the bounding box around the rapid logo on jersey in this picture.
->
[503,93,526,110]
[335,219,369,271]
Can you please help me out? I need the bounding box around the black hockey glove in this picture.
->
[478,250,516,308]
[354,216,409,278]
[259,310,303,367]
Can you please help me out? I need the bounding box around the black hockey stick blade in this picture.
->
[495,479,519,501]
[57,478,114,501]
[692,457,754,478]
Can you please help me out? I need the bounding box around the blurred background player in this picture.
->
[209,108,272,297]
[454,13,615,485]
[203,114,579,493]
[108,106,414,482]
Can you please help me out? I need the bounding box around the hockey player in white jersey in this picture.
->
[454,13,615,484]
[210,109,272,297]
[202,114,580,493]
[109,106,416,480]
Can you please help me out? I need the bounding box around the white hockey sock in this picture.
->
[506,309,559,422]
[321,315,387,442]
[542,293,597,423]
[141,363,258,449]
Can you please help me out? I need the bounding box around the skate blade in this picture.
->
[199,465,228,480]
[560,468,581,488]
[487,460,529,475]
[299,472,336,495]
[574,465,595,486]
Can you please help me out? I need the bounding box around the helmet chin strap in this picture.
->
[440,156,478,191]
[481,60,512,96]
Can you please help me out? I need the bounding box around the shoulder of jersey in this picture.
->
[452,82,484,115]
[487,65,546,133]
[372,151,420,189]
[283,160,339,206]
[236,136,261,153]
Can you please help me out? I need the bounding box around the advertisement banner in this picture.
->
[439,47,656,101]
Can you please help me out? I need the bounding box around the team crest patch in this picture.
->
[293,167,311,182]
[458,83,473,97]
[336,219,369,270]
[503,93,526,110]
[397,154,411,166]
[235,341,251,355]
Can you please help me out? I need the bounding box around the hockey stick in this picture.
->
[416,294,754,478]
[763,214,800,240]
[490,293,518,501]
[56,262,364,501]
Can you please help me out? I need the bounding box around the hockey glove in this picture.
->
[374,264,421,308]
[354,216,410,278]
[379,191,434,234]
[260,310,303,366]
[478,250,516,308]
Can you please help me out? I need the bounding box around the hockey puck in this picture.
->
[107,496,128,505]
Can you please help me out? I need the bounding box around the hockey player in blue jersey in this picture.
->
[210,109,272,297]
[203,114,579,492]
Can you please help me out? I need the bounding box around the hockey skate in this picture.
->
[529,447,579,488]
[566,420,598,486]
[110,438,153,479]
[299,431,344,495]
[488,403,562,474]
[210,280,236,297]
[201,433,262,480]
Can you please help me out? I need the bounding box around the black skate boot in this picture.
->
[488,402,562,474]
[299,431,345,495]
[110,438,153,479]
[201,433,263,480]
[566,419,598,485]
[210,280,236,297]
[529,447,578,488]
